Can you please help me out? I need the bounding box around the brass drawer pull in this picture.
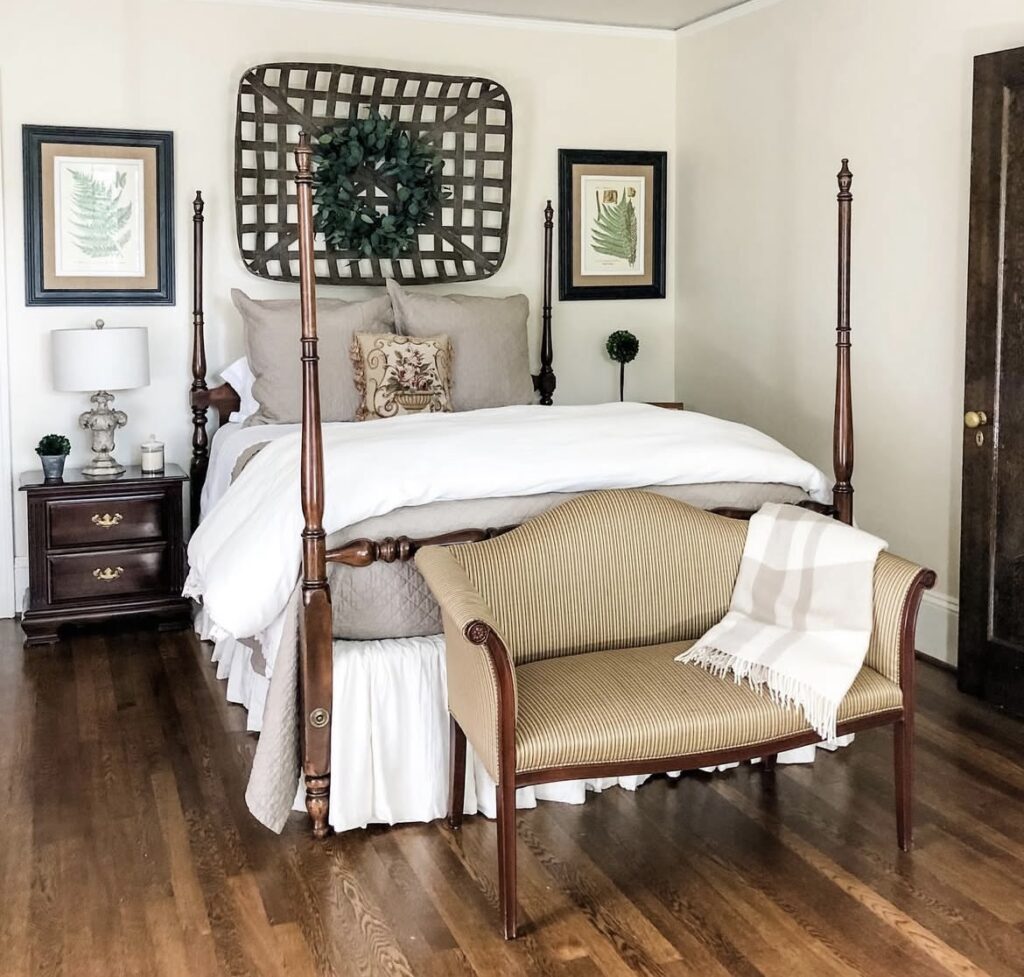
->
[91,513,123,528]
[92,566,125,582]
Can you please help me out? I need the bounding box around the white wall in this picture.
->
[0,0,676,606]
[0,85,14,619]
[675,0,1024,665]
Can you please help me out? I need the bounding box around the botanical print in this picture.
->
[580,174,646,277]
[53,156,145,277]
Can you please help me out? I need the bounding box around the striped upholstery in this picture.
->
[449,491,747,665]
[866,553,925,684]
[515,640,902,772]
[415,489,926,782]
[415,545,513,777]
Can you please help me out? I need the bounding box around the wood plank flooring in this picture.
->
[2,617,1023,977]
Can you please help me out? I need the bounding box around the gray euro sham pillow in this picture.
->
[385,278,535,411]
[232,288,395,425]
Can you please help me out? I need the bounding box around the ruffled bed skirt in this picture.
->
[194,609,851,833]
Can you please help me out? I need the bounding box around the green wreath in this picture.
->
[312,112,449,259]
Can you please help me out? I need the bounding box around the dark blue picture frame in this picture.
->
[23,125,174,306]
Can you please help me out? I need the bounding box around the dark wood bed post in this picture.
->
[536,200,556,405]
[295,133,334,838]
[190,191,208,533]
[833,160,854,525]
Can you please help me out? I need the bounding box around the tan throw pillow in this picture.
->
[350,333,453,421]
[232,288,395,425]
[385,278,534,411]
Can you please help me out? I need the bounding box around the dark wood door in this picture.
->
[959,45,1024,713]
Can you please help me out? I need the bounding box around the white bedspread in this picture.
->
[200,421,297,515]
[186,403,830,646]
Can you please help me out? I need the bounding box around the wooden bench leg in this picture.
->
[894,719,913,852]
[761,753,778,773]
[496,777,518,939]
[448,715,466,830]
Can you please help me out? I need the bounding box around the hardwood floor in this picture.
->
[2,618,1023,977]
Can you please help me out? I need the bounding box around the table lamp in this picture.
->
[51,319,150,477]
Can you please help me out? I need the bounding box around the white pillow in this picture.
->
[219,357,260,423]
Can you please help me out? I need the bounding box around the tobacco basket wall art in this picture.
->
[235,62,513,286]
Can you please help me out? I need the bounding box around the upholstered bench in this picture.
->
[415,489,935,939]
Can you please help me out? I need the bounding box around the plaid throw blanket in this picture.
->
[677,503,886,739]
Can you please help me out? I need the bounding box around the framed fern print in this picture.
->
[22,126,174,305]
[557,149,666,301]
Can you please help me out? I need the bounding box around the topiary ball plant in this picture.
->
[36,434,71,457]
[36,433,71,482]
[606,330,640,402]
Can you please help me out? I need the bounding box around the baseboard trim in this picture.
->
[916,590,958,669]
[13,556,27,615]
[915,649,956,673]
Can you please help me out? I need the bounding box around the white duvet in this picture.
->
[185,402,830,641]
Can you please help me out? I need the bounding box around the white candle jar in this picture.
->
[141,435,164,474]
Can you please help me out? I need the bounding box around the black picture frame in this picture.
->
[558,148,666,301]
[23,125,174,306]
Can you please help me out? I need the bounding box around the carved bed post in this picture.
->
[833,160,854,525]
[190,191,208,533]
[537,200,556,405]
[295,133,334,838]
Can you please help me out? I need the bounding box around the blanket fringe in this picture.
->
[678,646,839,741]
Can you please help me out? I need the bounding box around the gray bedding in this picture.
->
[230,436,808,640]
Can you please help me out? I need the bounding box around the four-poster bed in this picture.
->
[187,144,858,838]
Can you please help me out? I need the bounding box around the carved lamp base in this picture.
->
[79,390,128,478]
[81,455,126,478]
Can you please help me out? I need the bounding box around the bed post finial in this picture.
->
[536,200,556,405]
[837,158,853,195]
[833,159,854,525]
[189,190,208,532]
[295,131,334,839]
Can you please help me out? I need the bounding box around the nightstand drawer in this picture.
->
[47,545,171,603]
[47,494,165,548]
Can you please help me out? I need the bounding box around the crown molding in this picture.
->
[675,0,785,38]
[195,0,677,39]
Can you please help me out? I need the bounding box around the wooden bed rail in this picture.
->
[323,501,838,570]
[295,134,333,839]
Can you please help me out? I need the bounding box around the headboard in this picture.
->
[187,194,557,531]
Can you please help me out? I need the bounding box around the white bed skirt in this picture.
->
[194,609,851,833]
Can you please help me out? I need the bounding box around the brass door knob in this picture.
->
[964,410,989,429]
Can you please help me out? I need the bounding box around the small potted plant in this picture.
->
[36,434,71,482]
[606,330,640,402]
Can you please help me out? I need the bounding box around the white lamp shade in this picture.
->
[51,326,150,392]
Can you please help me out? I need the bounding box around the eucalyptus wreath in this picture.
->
[312,113,449,259]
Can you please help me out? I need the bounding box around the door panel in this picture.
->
[959,46,1024,711]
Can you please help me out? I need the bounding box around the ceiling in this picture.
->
[335,0,757,31]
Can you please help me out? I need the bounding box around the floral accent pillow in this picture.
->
[350,332,453,420]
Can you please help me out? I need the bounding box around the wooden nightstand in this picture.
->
[19,464,191,646]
